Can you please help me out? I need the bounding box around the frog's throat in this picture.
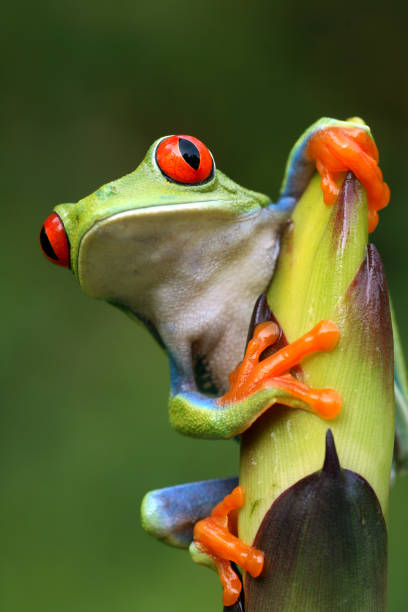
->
[77,204,286,391]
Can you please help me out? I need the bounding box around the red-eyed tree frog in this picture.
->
[40,117,404,606]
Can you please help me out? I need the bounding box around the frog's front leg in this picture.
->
[169,304,341,440]
[279,117,390,232]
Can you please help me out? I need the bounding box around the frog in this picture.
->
[40,117,399,606]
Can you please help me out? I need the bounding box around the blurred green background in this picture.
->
[1,1,407,610]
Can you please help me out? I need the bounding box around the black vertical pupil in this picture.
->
[178,138,200,170]
[40,226,58,260]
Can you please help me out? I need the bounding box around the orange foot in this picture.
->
[219,319,342,419]
[193,486,264,607]
[307,124,390,232]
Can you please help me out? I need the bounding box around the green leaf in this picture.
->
[392,301,408,474]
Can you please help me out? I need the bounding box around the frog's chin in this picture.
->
[77,202,264,306]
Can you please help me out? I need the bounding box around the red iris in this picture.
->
[39,213,70,268]
[156,135,214,184]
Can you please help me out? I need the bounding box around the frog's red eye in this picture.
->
[156,135,214,184]
[39,213,70,268]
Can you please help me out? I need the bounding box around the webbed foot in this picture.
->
[193,486,264,606]
[307,121,390,232]
[219,319,341,419]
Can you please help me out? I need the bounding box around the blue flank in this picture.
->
[141,477,238,548]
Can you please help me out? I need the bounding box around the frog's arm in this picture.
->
[169,388,316,439]
[141,477,238,547]
[168,298,341,440]
[278,117,389,232]
[392,303,408,475]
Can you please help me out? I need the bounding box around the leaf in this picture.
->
[392,302,408,474]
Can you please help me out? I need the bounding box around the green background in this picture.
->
[2,1,407,610]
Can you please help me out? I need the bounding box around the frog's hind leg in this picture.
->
[192,485,264,607]
[141,477,238,549]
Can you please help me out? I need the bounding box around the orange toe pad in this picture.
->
[308,126,390,232]
[193,486,264,606]
[219,319,341,420]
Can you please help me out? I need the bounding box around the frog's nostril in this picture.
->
[39,213,70,268]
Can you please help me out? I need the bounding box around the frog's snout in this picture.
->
[39,212,70,268]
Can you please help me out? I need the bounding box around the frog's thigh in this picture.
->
[141,477,239,548]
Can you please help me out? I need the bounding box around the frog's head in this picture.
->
[39,135,272,312]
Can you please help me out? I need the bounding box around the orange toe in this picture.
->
[308,126,390,232]
[193,486,264,607]
[219,319,341,420]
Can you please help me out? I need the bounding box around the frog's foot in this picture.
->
[307,124,390,232]
[193,486,264,607]
[219,320,341,419]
